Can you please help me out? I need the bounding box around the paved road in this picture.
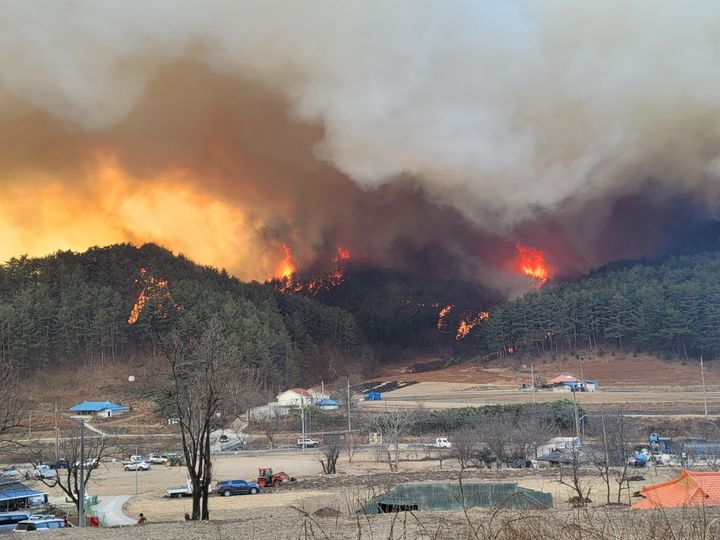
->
[92,495,136,526]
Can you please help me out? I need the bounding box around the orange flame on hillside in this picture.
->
[455,311,489,340]
[435,304,489,340]
[127,268,174,324]
[276,246,351,293]
[437,304,453,330]
[276,244,297,280]
[334,247,351,262]
[515,244,550,286]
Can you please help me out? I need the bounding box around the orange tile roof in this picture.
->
[633,469,720,509]
[547,375,580,385]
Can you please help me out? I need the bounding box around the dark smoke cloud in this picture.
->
[2,1,719,289]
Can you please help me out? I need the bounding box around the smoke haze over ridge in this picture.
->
[1,0,719,287]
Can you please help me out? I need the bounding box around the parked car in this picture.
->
[126,455,144,464]
[74,458,98,470]
[123,461,151,472]
[14,516,68,532]
[0,512,31,532]
[297,437,319,448]
[33,465,57,480]
[219,434,229,443]
[0,467,22,481]
[49,459,68,470]
[147,453,167,465]
[215,480,260,497]
[435,438,452,449]
[65,491,90,504]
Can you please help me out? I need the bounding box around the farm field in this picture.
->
[360,354,720,414]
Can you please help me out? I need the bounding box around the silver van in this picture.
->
[13,516,67,532]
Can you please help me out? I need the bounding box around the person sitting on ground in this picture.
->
[137,513,147,525]
[184,513,191,521]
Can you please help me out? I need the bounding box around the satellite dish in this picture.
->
[128,375,136,383]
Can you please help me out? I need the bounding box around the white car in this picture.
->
[33,465,57,480]
[297,437,319,448]
[123,461,151,472]
[14,516,68,532]
[147,453,167,465]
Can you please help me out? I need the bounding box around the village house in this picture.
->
[276,388,312,408]
[70,401,129,418]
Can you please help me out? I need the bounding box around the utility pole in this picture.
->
[54,403,59,464]
[78,421,86,528]
[135,445,139,495]
[28,412,32,440]
[530,364,535,403]
[600,411,611,505]
[701,355,709,417]
[572,388,581,446]
[300,397,306,453]
[347,378,352,431]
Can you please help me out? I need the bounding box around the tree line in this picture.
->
[0,243,367,389]
[472,250,720,361]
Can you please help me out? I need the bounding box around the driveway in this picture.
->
[93,495,137,526]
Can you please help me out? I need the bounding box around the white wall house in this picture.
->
[277,388,312,408]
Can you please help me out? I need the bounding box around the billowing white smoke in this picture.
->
[3,0,720,232]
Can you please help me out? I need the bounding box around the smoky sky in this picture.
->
[2,0,720,289]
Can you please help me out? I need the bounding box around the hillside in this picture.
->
[468,248,720,361]
[0,243,365,390]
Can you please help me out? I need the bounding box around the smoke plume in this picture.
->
[2,1,719,287]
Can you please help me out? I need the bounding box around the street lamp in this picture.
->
[78,419,86,528]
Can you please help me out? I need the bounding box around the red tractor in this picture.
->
[257,467,296,488]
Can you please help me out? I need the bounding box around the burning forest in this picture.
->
[3,1,720,297]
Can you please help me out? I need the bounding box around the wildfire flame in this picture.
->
[437,304,453,330]
[455,311,489,340]
[276,244,297,280]
[127,267,175,324]
[435,304,489,340]
[515,244,550,285]
[275,246,351,294]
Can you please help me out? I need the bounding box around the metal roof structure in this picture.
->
[0,483,47,502]
[70,401,128,412]
[633,469,720,509]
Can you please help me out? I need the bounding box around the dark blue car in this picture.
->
[216,480,261,497]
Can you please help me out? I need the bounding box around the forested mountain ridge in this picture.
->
[474,249,720,361]
[0,243,366,388]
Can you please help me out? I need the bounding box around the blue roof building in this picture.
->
[70,401,129,418]
[0,483,48,512]
[316,399,340,411]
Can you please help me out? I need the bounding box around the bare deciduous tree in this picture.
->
[251,408,282,449]
[369,410,417,472]
[156,321,234,521]
[453,427,481,470]
[344,432,360,464]
[515,405,556,460]
[32,424,114,515]
[477,414,516,467]
[0,364,29,454]
[318,434,342,474]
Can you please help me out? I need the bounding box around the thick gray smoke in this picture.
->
[1,0,718,283]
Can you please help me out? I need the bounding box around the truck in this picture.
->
[166,480,194,498]
[435,437,452,449]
